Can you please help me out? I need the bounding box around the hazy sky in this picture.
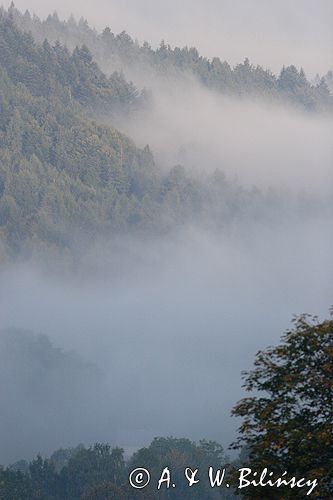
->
[4,0,333,76]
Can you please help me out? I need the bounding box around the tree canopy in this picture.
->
[5,4,333,112]
[0,438,233,499]
[232,313,333,499]
[0,11,301,266]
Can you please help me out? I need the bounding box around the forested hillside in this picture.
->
[0,11,294,265]
[0,15,155,261]
[6,3,333,112]
[0,5,331,265]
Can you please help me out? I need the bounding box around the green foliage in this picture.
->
[0,7,330,266]
[231,314,333,498]
[129,437,229,499]
[0,10,142,117]
[7,5,333,112]
[0,444,126,499]
[0,12,289,265]
[60,444,127,499]
[0,15,158,259]
[0,467,33,499]
[0,439,234,499]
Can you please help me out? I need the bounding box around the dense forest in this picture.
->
[5,3,333,112]
[0,12,153,262]
[0,437,238,499]
[0,6,331,265]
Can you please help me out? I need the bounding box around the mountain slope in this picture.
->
[0,15,157,261]
[0,10,329,266]
[6,4,333,112]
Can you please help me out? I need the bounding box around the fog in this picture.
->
[0,212,332,464]
[0,0,332,466]
[3,0,333,75]
[116,75,333,192]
